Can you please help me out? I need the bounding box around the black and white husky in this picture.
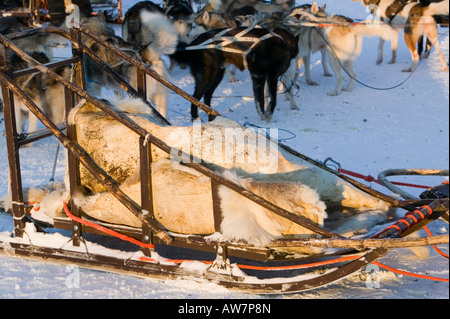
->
[171,26,298,122]
[0,26,70,137]
[116,3,179,118]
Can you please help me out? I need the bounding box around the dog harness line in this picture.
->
[183,26,280,69]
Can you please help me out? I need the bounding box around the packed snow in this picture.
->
[0,0,448,299]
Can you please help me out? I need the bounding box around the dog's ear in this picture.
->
[311,1,319,14]
[202,11,211,24]
[321,4,327,11]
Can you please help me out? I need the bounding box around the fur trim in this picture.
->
[218,170,327,246]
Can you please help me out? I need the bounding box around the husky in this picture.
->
[286,4,332,87]
[0,25,71,137]
[86,12,178,118]
[187,9,242,81]
[163,0,194,19]
[171,25,298,121]
[288,2,392,96]
[352,0,418,65]
[121,1,165,45]
[7,51,71,137]
[402,0,449,72]
[352,0,448,67]
[219,0,292,15]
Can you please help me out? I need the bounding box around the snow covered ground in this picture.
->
[0,0,448,299]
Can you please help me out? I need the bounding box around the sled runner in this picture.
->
[0,25,448,294]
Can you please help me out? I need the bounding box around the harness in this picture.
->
[183,26,281,69]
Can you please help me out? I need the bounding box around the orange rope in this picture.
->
[373,261,449,282]
[62,201,155,249]
[423,226,449,259]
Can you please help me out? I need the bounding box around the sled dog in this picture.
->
[402,0,449,72]
[0,30,70,136]
[171,25,298,121]
[219,0,293,15]
[353,0,448,68]
[121,1,165,45]
[352,0,420,65]
[286,4,331,87]
[163,0,194,20]
[6,51,71,136]
[1,21,69,135]
[288,2,392,96]
[86,12,177,118]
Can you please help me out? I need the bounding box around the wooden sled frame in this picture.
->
[0,25,448,293]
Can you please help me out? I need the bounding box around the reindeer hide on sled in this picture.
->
[24,98,391,249]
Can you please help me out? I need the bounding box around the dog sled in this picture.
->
[0,1,123,25]
[0,24,448,294]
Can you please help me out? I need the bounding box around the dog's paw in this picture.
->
[306,80,318,86]
[261,111,273,122]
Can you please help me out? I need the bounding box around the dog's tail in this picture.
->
[351,22,393,41]
[424,0,449,17]
[140,10,179,56]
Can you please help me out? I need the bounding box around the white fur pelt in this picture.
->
[1,182,69,225]
[218,171,327,246]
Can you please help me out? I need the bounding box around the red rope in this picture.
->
[372,261,449,282]
[338,168,430,189]
[423,226,449,259]
[62,201,155,249]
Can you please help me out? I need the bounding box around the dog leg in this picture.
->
[225,65,239,83]
[263,76,279,122]
[402,30,421,72]
[296,56,304,83]
[421,38,432,59]
[377,37,385,65]
[304,53,318,86]
[342,61,357,92]
[153,94,168,119]
[423,21,449,72]
[27,112,39,135]
[203,68,225,121]
[251,75,266,120]
[14,97,27,134]
[281,58,300,110]
[321,49,332,77]
[388,29,398,64]
[191,83,208,120]
[326,56,344,96]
